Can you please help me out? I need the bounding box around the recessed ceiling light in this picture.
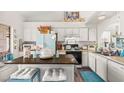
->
[98,15,106,20]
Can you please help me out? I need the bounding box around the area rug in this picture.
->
[80,70,105,82]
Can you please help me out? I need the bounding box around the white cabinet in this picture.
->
[89,28,97,41]
[108,60,124,82]
[56,29,65,41]
[82,52,88,66]
[72,28,80,35]
[65,28,80,36]
[79,28,88,41]
[96,55,107,81]
[65,29,73,35]
[24,28,32,41]
[88,53,96,72]
[24,26,37,41]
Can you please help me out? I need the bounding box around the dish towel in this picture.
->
[10,68,36,79]
[42,68,67,82]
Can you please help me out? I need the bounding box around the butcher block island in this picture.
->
[5,54,77,82]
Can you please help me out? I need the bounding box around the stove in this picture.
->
[64,44,80,50]
[66,50,82,65]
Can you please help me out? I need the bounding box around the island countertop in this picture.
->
[4,54,78,64]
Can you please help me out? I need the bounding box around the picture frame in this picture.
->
[64,12,81,22]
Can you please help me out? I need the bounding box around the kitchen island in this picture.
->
[5,54,77,82]
[5,54,78,64]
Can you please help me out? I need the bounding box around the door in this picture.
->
[108,60,124,82]
[96,55,107,81]
[88,53,96,72]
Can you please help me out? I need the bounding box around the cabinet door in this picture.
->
[57,29,65,41]
[96,55,107,81]
[108,60,124,82]
[88,53,96,72]
[65,28,73,36]
[89,28,97,41]
[24,28,31,41]
[82,52,88,66]
[79,28,88,41]
[73,28,80,35]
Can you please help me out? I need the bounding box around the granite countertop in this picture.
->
[4,54,78,64]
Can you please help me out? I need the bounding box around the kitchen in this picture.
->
[0,11,124,82]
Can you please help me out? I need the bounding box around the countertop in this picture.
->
[58,49,92,52]
[90,52,124,65]
[4,54,78,64]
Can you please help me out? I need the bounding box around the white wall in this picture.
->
[120,12,124,35]
[0,12,24,58]
[22,11,95,22]
[96,14,120,47]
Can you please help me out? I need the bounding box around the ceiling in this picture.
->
[86,11,118,25]
[19,11,95,22]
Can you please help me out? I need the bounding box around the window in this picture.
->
[0,24,10,53]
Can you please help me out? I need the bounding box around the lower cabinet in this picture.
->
[88,52,124,82]
[88,53,96,72]
[82,52,88,66]
[108,60,124,82]
[96,55,107,81]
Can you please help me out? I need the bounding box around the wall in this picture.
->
[120,12,124,35]
[0,12,24,58]
[96,14,120,47]
[22,11,95,22]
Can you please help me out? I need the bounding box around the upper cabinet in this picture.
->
[56,28,65,41]
[73,28,80,35]
[89,27,97,41]
[79,28,88,41]
[65,28,80,36]
[24,22,90,42]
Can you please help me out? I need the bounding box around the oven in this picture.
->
[66,51,82,65]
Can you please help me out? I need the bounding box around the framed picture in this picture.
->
[64,12,81,22]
